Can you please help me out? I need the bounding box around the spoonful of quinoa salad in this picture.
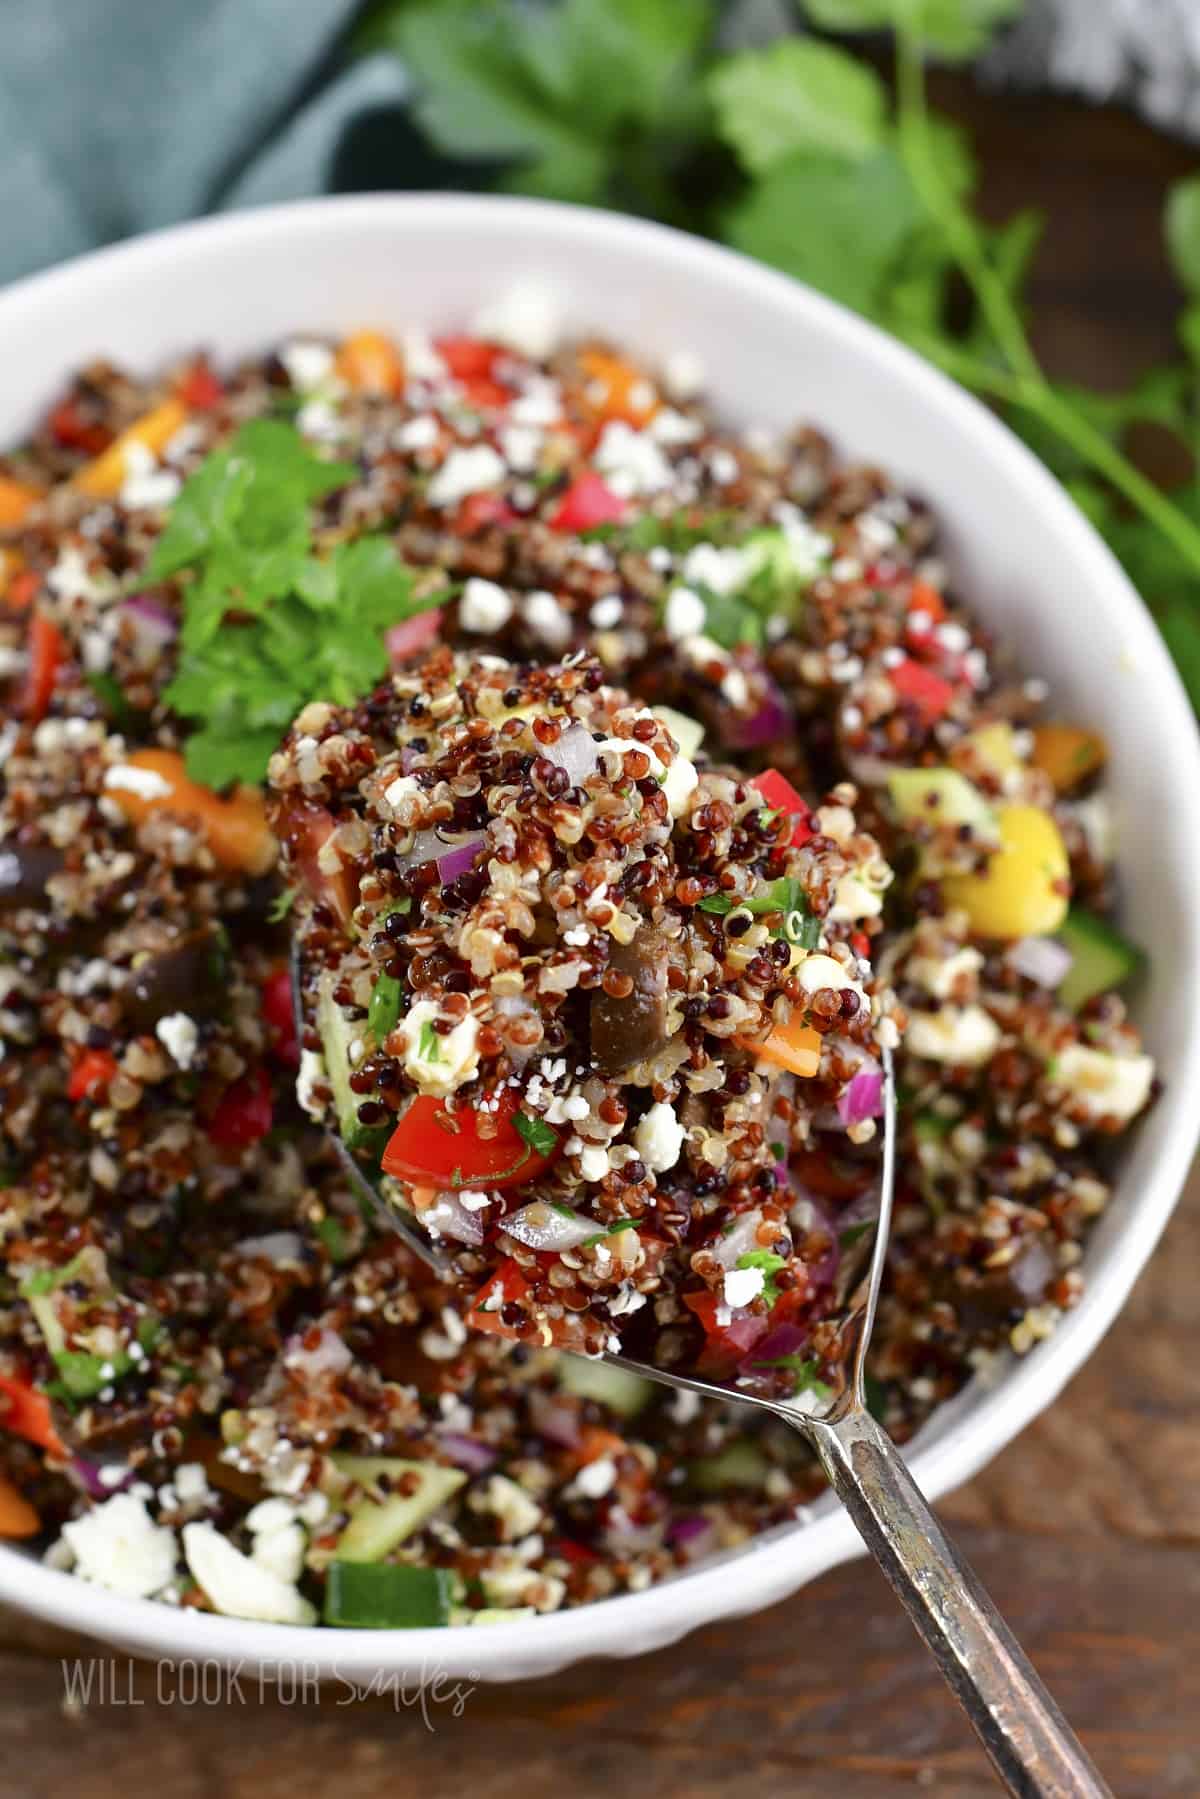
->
[270,647,1110,1797]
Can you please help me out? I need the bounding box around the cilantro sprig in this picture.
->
[361,0,1200,714]
[154,420,439,785]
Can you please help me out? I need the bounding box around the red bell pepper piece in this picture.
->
[6,569,39,612]
[468,1258,531,1340]
[178,361,224,411]
[381,1090,562,1190]
[260,968,299,1068]
[548,471,627,534]
[889,657,956,726]
[750,768,813,848]
[684,1289,770,1362]
[0,1374,64,1455]
[435,336,501,381]
[67,1048,119,1103]
[22,612,65,722]
[453,492,515,536]
[208,1067,273,1150]
[48,396,111,456]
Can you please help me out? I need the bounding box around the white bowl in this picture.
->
[3,195,1199,1682]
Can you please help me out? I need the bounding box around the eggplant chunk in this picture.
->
[590,924,671,1075]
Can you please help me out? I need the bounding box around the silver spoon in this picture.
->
[297,951,1110,1796]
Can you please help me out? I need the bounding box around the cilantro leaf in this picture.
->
[799,0,1022,60]
[724,149,922,319]
[708,39,887,175]
[1166,173,1200,296]
[735,1248,787,1308]
[751,1352,832,1400]
[514,1111,559,1156]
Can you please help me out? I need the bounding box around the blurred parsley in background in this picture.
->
[356,0,1200,710]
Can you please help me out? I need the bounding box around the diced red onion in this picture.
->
[721,680,793,750]
[504,1201,599,1252]
[739,1320,809,1375]
[841,749,897,788]
[1007,936,1074,989]
[386,608,443,666]
[838,1066,884,1127]
[1011,1237,1056,1300]
[284,1328,352,1377]
[70,1456,132,1500]
[544,722,600,786]
[423,1191,486,1246]
[436,833,486,885]
[436,1432,498,1474]
[120,593,178,662]
[528,1387,583,1449]
[667,1514,716,1554]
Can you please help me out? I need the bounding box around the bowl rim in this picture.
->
[2,190,1199,1679]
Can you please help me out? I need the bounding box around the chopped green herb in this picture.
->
[863,1374,888,1422]
[316,1216,353,1263]
[735,1248,788,1309]
[839,1220,874,1250]
[418,1020,443,1063]
[155,420,440,785]
[513,1111,559,1157]
[84,670,131,723]
[549,1202,578,1220]
[367,973,404,1042]
[750,1352,832,1398]
[697,891,734,915]
[267,885,297,923]
[581,1217,640,1247]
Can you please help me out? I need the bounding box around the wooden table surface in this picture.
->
[4,79,1199,1799]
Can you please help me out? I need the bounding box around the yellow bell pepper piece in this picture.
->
[72,399,189,499]
[943,804,1070,939]
[962,720,1022,779]
[0,474,43,527]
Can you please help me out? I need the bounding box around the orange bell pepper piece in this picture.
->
[0,1373,64,1455]
[1030,724,1107,793]
[72,399,188,499]
[335,330,404,397]
[108,749,277,876]
[0,1477,40,1540]
[577,348,658,426]
[735,1015,822,1078]
[0,474,43,528]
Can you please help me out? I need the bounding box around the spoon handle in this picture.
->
[805,1404,1111,1798]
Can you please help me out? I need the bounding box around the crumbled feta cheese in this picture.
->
[280,340,335,391]
[103,763,173,801]
[401,330,449,382]
[296,1048,327,1118]
[905,1004,1001,1066]
[634,1101,685,1173]
[460,577,514,633]
[662,349,705,400]
[650,407,703,445]
[400,999,480,1096]
[707,448,739,486]
[499,423,542,471]
[458,1188,490,1211]
[477,1473,543,1540]
[589,594,623,629]
[172,1464,212,1506]
[723,1265,765,1308]
[829,872,888,923]
[383,773,422,809]
[118,440,182,512]
[47,544,110,604]
[472,283,563,360]
[664,585,707,640]
[509,376,563,427]
[427,445,506,508]
[1071,794,1115,867]
[579,1144,611,1182]
[568,1456,618,1500]
[182,1521,316,1625]
[394,413,440,451]
[251,1521,307,1584]
[245,1497,298,1537]
[1054,1046,1154,1122]
[594,420,673,496]
[296,398,344,443]
[907,946,984,1000]
[662,753,699,819]
[682,543,748,595]
[156,1011,199,1070]
[521,589,571,650]
[795,954,868,1005]
[61,1494,178,1599]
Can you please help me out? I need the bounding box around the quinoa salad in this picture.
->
[0,304,1155,1631]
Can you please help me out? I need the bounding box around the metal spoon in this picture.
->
[297,952,1110,1796]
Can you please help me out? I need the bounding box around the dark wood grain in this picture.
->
[4,80,1200,1799]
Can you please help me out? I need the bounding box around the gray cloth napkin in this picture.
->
[0,0,410,285]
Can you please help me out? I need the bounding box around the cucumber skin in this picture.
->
[1056,909,1145,1011]
[323,1561,453,1628]
[330,1456,466,1563]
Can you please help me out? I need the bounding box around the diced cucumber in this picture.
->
[557,1355,652,1419]
[887,767,996,833]
[1055,908,1145,1011]
[741,525,815,604]
[652,706,705,762]
[687,1438,770,1492]
[329,1455,466,1563]
[323,1561,452,1628]
[316,972,377,1150]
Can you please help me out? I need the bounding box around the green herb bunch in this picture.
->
[361,0,1200,708]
